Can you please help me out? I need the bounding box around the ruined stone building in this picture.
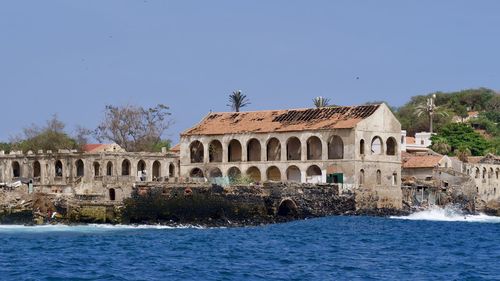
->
[180,103,402,208]
[0,149,179,202]
[463,154,500,202]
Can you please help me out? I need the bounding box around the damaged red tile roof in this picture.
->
[82,144,104,152]
[170,144,180,152]
[182,105,381,136]
[402,155,443,169]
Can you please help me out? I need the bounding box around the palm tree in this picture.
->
[227,90,250,112]
[455,145,471,162]
[414,94,448,133]
[313,96,330,108]
[431,138,451,155]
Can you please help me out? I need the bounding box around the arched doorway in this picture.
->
[267,138,281,161]
[277,199,298,217]
[12,161,21,178]
[286,166,301,182]
[137,160,147,181]
[228,139,242,162]
[246,166,261,182]
[190,141,204,163]
[190,168,204,178]
[209,168,223,179]
[371,137,383,155]
[307,136,322,160]
[152,161,161,180]
[228,167,242,183]
[109,188,116,201]
[55,160,63,177]
[33,161,41,178]
[306,165,322,183]
[386,137,397,155]
[106,161,113,176]
[247,139,261,162]
[169,163,175,178]
[286,137,301,160]
[266,166,281,181]
[121,159,131,176]
[93,162,100,177]
[209,140,223,162]
[328,135,344,159]
[76,160,84,177]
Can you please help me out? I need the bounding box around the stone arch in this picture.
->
[121,159,131,176]
[109,188,116,201]
[266,138,281,161]
[488,168,494,179]
[359,169,365,186]
[208,140,223,163]
[228,167,242,183]
[306,165,322,183]
[106,161,113,176]
[12,161,21,178]
[307,136,322,160]
[246,166,261,182]
[190,168,204,178]
[376,169,382,185]
[137,160,147,181]
[93,162,100,177]
[482,167,487,179]
[371,136,383,155]
[286,165,301,182]
[228,139,242,162]
[328,135,344,159]
[152,161,161,179]
[360,139,365,155]
[247,138,261,162]
[475,167,480,179]
[386,137,397,156]
[286,137,301,160]
[76,159,84,177]
[33,161,41,178]
[209,168,222,179]
[55,160,63,177]
[266,166,281,181]
[277,199,298,217]
[169,163,175,178]
[190,140,204,163]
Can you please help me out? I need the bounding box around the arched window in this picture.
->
[33,161,41,178]
[386,137,397,156]
[121,159,131,176]
[12,161,21,178]
[266,166,281,181]
[246,166,261,182]
[228,139,242,162]
[106,161,113,176]
[152,161,161,180]
[475,168,480,179]
[247,139,261,162]
[371,137,383,155]
[488,168,494,179]
[190,141,204,163]
[376,170,381,185]
[169,163,175,178]
[328,135,344,159]
[359,169,365,186]
[482,168,487,179]
[496,168,499,180]
[267,138,281,161]
[286,137,301,160]
[190,168,204,178]
[286,166,301,182]
[360,139,365,155]
[208,140,223,162]
[392,172,398,186]
[55,160,63,177]
[93,162,100,177]
[109,188,116,201]
[76,160,84,177]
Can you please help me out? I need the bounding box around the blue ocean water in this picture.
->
[0,208,499,281]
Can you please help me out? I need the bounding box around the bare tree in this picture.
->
[94,104,172,152]
[227,90,250,112]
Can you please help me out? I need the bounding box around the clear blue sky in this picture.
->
[1,1,499,143]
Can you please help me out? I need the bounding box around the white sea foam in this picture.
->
[391,206,500,223]
[0,223,206,233]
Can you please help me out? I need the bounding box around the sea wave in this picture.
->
[391,206,500,223]
[0,223,207,233]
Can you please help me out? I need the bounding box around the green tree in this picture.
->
[313,96,330,108]
[431,137,451,155]
[227,90,250,112]
[431,123,490,156]
[455,145,471,162]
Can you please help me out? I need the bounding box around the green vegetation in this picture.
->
[395,88,499,156]
[227,90,250,112]
[313,96,330,108]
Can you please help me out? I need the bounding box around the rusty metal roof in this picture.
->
[182,105,380,136]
